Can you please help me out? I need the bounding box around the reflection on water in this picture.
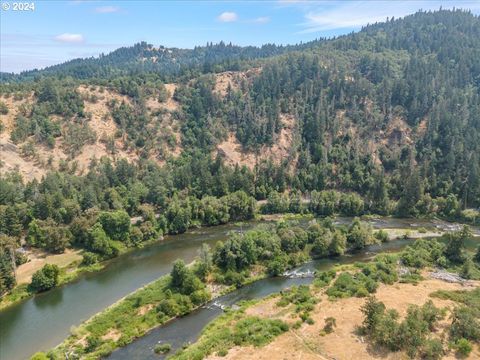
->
[0,222,258,360]
[1,217,478,360]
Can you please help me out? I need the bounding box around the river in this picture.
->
[109,237,416,360]
[0,217,477,360]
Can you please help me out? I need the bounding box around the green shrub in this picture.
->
[305,317,315,325]
[374,230,389,242]
[233,317,289,347]
[29,264,60,293]
[30,353,48,360]
[266,255,288,276]
[0,101,8,115]
[361,297,445,358]
[156,298,180,317]
[85,335,102,353]
[323,317,336,334]
[400,239,445,268]
[82,252,99,265]
[455,338,473,357]
[313,269,336,288]
[154,343,172,354]
[449,306,480,342]
[217,349,228,356]
[421,338,443,360]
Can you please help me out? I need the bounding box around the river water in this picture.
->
[0,217,477,360]
[109,238,415,360]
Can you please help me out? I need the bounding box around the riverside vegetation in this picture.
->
[2,9,480,306]
[1,8,480,360]
[166,227,480,360]
[30,221,480,359]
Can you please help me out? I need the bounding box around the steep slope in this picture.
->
[0,9,479,209]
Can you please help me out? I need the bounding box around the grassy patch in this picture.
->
[50,272,210,359]
[0,284,30,310]
[277,285,317,324]
[326,254,398,299]
[171,302,289,360]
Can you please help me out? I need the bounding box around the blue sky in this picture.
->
[1,0,480,73]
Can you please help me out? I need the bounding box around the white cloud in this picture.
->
[252,16,270,24]
[54,33,85,43]
[94,6,120,13]
[299,1,480,34]
[217,12,238,22]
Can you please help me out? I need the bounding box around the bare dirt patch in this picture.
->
[217,133,257,169]
[213,69,261,97]
[137,304,155,316]
[213,279,480,360]
[385,115,413,147]
[0,133,47,180]
[101,329,122,342]
[16,248,82,285]
[216,113,296,170]
[0,87,139,179]
[0,92,34,133]
[214,71,245,96]
[164,83,179,111]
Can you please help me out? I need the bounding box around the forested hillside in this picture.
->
[1,9,480,296]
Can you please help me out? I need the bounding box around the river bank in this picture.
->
[2,216,478,360]
[0,213,471,312]
[48,220,468,359]
[173,274,479,360]
[0,221,260,360]
[48,263,269,359]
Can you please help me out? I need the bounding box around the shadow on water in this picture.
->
[32,287,64,309]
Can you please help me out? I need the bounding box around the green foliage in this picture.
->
[233,317,289,346]
[443,226,472,264]
[361,296,387,334]
[374,229,389,243]
[266,255,288,276]
[278,226,308,253]
[431,287,480,356]
[98,210,131,242]
[30,352,49,360]
[361,298,445,358]
[420,339,444,360]
[262,191,291,214]
[27,219,72,253]
[0,101,8,115]
[81,252,99,266]
[29,264,60,293]
[328,230,347,256]
[323,317,336,334]
[171,311,288,360]
[0,235,18,295]
[449,306,480,342]
[400,239,446,268]
[313,269,336,288]
[170,259,204,295]
[327,255,397,298]
[154,343,171,354]
[454,338,473,357]
[347,218,374,250]
[327,272,376,298]
[87,223,118,258]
